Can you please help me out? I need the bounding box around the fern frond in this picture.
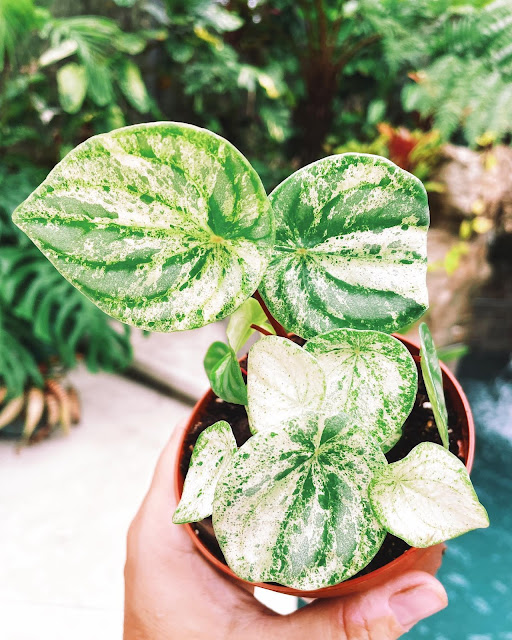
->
[403,0,512,144]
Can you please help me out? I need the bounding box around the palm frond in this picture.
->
[0,246,133,389]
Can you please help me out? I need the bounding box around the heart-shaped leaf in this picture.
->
[305,329,417,451]
[369,442,489,547]
[204,342,247,405]
[173,421,237,524]
[259,153,429,338]
[247,335,325,433]
[226,297,273,354]
[12,122,274,332]
[213,412,387,590]
[419,323,449,448]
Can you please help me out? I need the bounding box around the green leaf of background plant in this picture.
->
[437,343,469,363]
[39,39,78,67]
[199,4,244,32]
[305,329,417,451]
[86,62,113,106]
[1,246,133,377]
[0,0,38,71]
[115,33,147,55]
[419,322,449,448]
[13,122,274,332]
[369,442,489,547]
[118,60,152,113]
[204,342,247,405]
[0,323,43,399]
[260,153,429,339]
[226,297,273,354]
[57,63,87,114]
[247,335,325,434]
[213,412,387,590]
[112,0,137,7]
[173,420,237,524]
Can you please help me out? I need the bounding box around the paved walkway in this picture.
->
[0,368,189,640]
[0,324,296,639]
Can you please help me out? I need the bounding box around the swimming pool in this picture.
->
[407,353,512,639]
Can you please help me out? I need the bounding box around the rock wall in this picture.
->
[408,144,512,350]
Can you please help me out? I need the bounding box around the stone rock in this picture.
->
[406,229,490,350]
[430,144,512,232]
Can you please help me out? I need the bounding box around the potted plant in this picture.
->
[12,122,488,599]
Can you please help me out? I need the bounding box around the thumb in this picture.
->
[276,571,447,640]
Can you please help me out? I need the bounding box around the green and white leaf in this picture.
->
[173,420,237,524]
[57,63,87,114]
[260,153,429,339]
[305,329,417,451]
[213,412,387,590]
[204,342,247,405]
[226,297,273,354]
[369,442,489,548]
[419,323,449,448]
[247,335,325,434]
[12,122,274,332]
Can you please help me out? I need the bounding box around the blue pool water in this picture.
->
[407,353,512,639]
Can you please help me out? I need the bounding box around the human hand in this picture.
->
[124,426,448,640]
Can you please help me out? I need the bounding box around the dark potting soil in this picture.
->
[179,354,465,584]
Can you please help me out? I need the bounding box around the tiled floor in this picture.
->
[0,324,295,639]
[0,368,189,640]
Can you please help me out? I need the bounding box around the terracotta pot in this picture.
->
[174,334,475,598]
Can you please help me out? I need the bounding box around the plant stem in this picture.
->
[250,323,272,336]
[253,291,288,338]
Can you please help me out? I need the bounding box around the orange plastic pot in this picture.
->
[174,334,475,598]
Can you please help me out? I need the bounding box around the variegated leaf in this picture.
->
[260,153,429,338]
[369,442,489,547]
[226,297,273,354]
[305,329,417,451]
[246,335,325,434]
[213,412,387,590]
[173,420,237,524]
[419,323,449,448]
[12,122,274,332]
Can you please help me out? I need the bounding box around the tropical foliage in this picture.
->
[2,0,511,186]
[0,162,132,400]
[14,121,489,587]
[402,0,512,145]
[1,0,511,414]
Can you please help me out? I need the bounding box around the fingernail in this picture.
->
[389,583,447,631]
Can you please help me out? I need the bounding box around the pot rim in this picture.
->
[174,333,475,597]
